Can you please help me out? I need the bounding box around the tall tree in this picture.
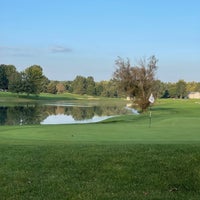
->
[86,76,96,95]
[0,65,8,90]
[95,82,104,96]
[186,81,198,93]
[135,56,158,110]
[40,75,50,93]
[166,82,177,98]
[153,80,165,98]
[97,80,118,97]
[47,81,57,94]
[195,82,200,92]
[22,65,44,95]
[8,71,23,94]
[113,55,158,111]
[0,64,17,90]
[176,80,187,98]
[56,82,65,94]
[72,76,87,95]
[65,81,73,93]
[113,57,137,98]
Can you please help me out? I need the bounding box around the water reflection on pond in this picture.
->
[0,102,136,125]
[41,114,114,124]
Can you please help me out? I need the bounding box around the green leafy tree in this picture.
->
[47,81,57,94]
[22,65,44,95]
[86,76,96,95]
[195,82,200,92]
[153,80,166,98]
[40,75,50,93]
[4,65,17,78]
[65,81,73,93]
[97,80,118,97]
[72,76,87,95]
[97,81,109,97]
[0,65,8,90]
[0,64,18,90]
[95,82,104,96]
[186,81,200,93]
[8,72,23,94]
[176,80,187,98]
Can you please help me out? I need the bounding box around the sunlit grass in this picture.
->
[1,98,200,199]
[0,91,124,103]
[0,92,81,102]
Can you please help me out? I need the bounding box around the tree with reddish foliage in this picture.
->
[113,55,158,112]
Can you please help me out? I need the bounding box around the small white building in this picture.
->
[188,92,200,99]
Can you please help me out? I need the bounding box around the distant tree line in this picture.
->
[155,80,200,99]
[0,64,199,99]
[0,64,119,97]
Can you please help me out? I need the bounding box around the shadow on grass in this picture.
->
[151,107,175,111]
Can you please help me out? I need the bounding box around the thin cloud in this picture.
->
[11,53,34,57]
[0,45,72,57]
[0,46,36,57]
[51,45,72,53]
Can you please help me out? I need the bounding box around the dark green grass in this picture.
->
[1,144,200,200]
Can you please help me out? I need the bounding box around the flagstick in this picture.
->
[148,93,154,128]
[149,104,152,128]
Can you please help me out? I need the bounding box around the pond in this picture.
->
[0,101,138,125]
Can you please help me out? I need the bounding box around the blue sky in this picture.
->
[1,0,199,82]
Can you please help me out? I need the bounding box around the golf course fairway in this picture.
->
[0,98,200,199]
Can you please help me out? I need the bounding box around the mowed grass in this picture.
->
[1,98,200,199]
[1,144,200,200]
[0,92,89,102]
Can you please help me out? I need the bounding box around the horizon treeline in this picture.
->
[0,64,200,98]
